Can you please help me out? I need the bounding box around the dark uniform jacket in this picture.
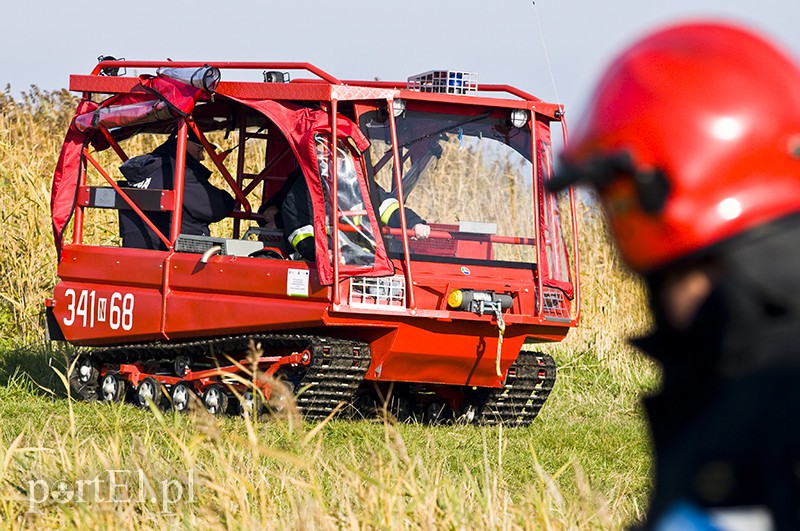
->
[278,168,426,261]
[638,218,800,530]
[118,139,235,249]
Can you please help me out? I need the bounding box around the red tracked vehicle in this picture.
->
[47,60,580,424]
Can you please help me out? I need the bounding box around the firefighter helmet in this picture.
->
[552,21,800,273]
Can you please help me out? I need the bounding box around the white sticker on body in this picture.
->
[287,269,310,297]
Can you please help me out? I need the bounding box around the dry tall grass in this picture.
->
[0,399,617,528]
[0,87,76,342]
[555,198,654,386]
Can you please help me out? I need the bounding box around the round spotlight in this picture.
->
[509,109,530,128]
[392,99,407,117]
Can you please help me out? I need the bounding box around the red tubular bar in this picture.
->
[91,61,343,85]
[531,119,544,322]
[170,121,188,246]
[479,84,542,102]
[185,120,252,217]
[72,156,87,245]
[340,80,541,102]
[241,168,270,197]
[560,112,581,323]
[387,99,416,310]
[233,112,249,238]
[331,99,341,306]
[382,227,536,245]
[241,147,294,197]
[158,120,190,340]
[82,150,172,249]
[99,127,129,162]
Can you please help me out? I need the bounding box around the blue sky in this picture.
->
[2,0,798,119]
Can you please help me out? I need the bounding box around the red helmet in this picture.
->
[555,21,800,273]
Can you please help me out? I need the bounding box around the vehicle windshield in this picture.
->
[360,107,535,264]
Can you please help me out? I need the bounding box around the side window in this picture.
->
[314,134,377,267]
[539,139,570,284]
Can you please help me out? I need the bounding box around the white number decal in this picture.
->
[122,294,134,331]
[75,289,88,327]
[62,289,135,331]
[63,289,76,326]
[109,293,122,330]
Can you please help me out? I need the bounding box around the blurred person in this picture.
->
[119,129,235,249]
[548,21,800,530]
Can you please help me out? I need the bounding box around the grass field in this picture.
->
[0,86,657,529]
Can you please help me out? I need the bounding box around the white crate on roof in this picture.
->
[407,70,478,95]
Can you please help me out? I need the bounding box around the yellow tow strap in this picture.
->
[495,314,506,377]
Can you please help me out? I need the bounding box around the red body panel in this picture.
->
[51,245,569,387]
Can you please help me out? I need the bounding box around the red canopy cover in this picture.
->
[225,97,393,284]
[51,75,203,258]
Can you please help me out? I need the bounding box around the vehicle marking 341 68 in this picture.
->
[62,289,134,330]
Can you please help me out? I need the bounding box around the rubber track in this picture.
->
[477,351,556,426]
[293,337,370,419]
[72,334,371,419]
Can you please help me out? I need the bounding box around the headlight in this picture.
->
[508,109,529,128]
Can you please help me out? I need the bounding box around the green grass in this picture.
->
[0,341,655,529]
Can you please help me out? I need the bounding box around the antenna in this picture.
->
[532,1,561,105]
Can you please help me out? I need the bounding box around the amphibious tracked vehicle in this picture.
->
[47,61,580,424]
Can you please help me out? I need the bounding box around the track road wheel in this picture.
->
[425,401,452,425]
[237,390,263,417]
[459,403,478,424]
[457,388,490,425]
[203,384,229,416]
[136,377,163,408]
[266,379,296,417]
[69,355,99,401]
[387,395,412,422]
[174,356,190,377]
[100,372,127,403]
[171,381,197,413]
[353,393,380,419]
[268,392,289,416]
